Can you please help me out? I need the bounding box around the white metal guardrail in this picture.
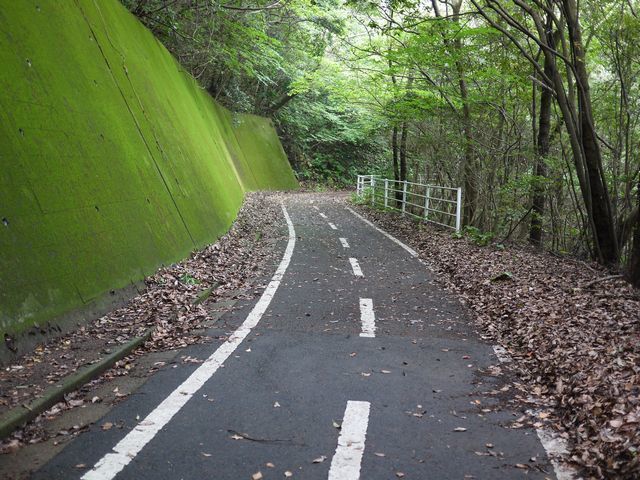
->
[356,174,462,232]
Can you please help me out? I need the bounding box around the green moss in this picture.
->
[0,0,297,337]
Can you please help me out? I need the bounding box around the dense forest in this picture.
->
[123,0,640,286]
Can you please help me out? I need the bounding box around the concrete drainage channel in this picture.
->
[0,328,153,439]
[0,289,233,436]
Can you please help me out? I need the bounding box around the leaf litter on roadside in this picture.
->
[354,203,640,480]
[0,193,287,454]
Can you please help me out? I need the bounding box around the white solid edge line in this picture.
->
[328,222,338,230]
[492,345,511,363]
[349,258,363,277]
[339,237,350,248]
[345,207,418,257]
[536,429,577,480]
[327,401,371,480]
[359,298,375,338]
[82,205,296,480]
[494,348,576,480]
[345,205,575,479]
[319,212,328,219]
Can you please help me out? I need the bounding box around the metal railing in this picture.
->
[356,174,462,232]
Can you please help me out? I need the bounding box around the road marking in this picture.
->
[349,258,363,277]
[345,203,574,478]
[327,401,370,480]
[328,222,338,230]
[536,429,577,480]
[319,212,328,219]
[494,347,576,480]
[345,207,418,257]
[339,237,350,248]
[82,205,297,480]
[492,345,511,363]
[359,298,375,337]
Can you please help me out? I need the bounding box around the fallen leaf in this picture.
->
[453,427,467,432]
[284,471,293,477]
[312,455,327,463]
[266,462,275,468]
[252,472,263,480]
[75,464,86,469]
[396,472,405,478]
[201,452,212,457]
[230,434,243,440]
[610,419,623,428]
[101,422,113,431]
[374,452,386,457]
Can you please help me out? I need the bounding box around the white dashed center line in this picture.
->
[327,401,370,480]
[328,222,337,230]
[339,237,350,248]
[319,212,328,219]
[349,257,363,277]
[359,298,375,338]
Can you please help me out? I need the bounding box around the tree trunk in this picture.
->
[627,185,640,288]
[392,126,400,181]
[563,0,619,265]
[459,73,476,226]
[471,0,620,266]
[399,121,408,182]
[264,93,297,116]
[529,20,555,247]
[392,126,401,206]
[432,0,475,225]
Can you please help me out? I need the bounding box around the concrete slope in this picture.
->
[0,0,297,346]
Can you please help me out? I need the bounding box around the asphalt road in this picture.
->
[34,194,557,480]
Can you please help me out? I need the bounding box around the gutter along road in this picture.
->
[35,194,558,479]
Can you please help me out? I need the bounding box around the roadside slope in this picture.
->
[0,0,297,349]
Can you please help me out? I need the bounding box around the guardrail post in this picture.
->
[384,179,388,208]
[371,177,376,206]
[424,186,430,221]
[455,187,462,232]
[402,181,407,215]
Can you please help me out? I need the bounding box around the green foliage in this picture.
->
[454,226,495,247]
[124,0,640,270]
[179,274,200,285]
[351,188,373,205]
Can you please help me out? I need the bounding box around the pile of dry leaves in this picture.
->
[354,204,639,479]
[0,192,286,452]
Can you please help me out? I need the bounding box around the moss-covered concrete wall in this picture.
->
[0,0,297,342]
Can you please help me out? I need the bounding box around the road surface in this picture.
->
[34,194,557,479]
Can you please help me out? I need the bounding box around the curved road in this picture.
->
[35,194,557,480]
